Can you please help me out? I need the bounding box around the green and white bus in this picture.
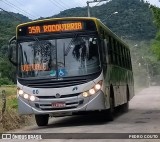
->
[8,17,134,126]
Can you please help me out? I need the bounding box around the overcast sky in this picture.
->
[0,0,160,19]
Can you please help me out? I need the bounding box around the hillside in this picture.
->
[0,11,30,84]
[50,0,156,41]
[0,11,30,56]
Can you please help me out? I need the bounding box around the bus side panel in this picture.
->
[128,71,135,100]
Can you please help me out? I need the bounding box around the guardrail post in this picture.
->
[0,90,6,123]
[2,90,6,114]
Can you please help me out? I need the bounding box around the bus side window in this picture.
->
[116,41,120,66]
[119,44,123,67]
[102,41,107,64]
[104,34,109,64]
[108,36,112,64]
[117,42,121,67]
[124,48,128,69]
[129,51,132,70]
[127,50,130,69]
[113,39,118,65]
[126,49,129,69]
[102,31,109,64]
[111,38,116,64]
[122,46,126,68]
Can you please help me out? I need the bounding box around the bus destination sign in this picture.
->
[27,22,83,35]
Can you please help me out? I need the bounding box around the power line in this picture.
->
[74,1,83,7]
[53,0,67,10]
[0,7,22,22]
[5,0,37,19]
[48,0,65,10]
[78,1,85,7]
[58,0,73,9]
[14,0,41,18]
[94,1,101,6]
[87,0,109,16]
[1,0,36,19]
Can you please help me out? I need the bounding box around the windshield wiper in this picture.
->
[64,33,78,56]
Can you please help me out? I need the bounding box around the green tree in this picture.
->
[151,6,160,60]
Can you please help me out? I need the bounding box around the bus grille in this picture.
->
[18,71,101,88]
[36,93,80,99]
[27,79,88,88]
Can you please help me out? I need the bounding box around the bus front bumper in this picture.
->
[18,90,108,116]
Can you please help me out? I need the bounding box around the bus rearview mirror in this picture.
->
[8,36,17,66]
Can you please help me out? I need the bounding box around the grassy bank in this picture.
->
[0,85,33,132]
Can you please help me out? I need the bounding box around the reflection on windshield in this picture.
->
[18,36,101,78]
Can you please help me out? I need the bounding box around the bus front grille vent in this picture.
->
[36,93,80,99]
[27,79,88,88]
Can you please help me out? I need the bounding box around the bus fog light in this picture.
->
[89,88,95,95]
[30,96,36,101]
[18,90,24,95]
[95,84,101,90]
[83,92,89,97]
[23,94,29,99]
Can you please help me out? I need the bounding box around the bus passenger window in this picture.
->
[115,41,120,66]
[102,38,108,64]
[122,47,126,68]
[104,36,109,64]
[120,45,123,67]
[113,40,118,65]
[111,38,115,64]
[108,36,112,64]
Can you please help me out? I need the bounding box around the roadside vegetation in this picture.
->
[151,6,160,60]
[0,85,32,132]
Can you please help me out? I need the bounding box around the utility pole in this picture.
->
[142,56,150,87]
[86,0,109,17]
[87,1,90,17]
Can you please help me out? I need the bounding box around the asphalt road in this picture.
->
[2,86,160,142]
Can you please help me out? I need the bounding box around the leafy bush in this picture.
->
[0,78,13,85]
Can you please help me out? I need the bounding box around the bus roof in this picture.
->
[95,19,129,49]
[17,17,97,28]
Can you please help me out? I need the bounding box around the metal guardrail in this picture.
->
[0,90,6,122]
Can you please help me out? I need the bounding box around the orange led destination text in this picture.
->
[28,22,82,34]
[21,63,48,72]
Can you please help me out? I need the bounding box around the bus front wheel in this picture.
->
[122,86,129,112]
[107,97,114,121]
[35,114,49,126]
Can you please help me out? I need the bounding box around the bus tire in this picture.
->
[35,114,49,126]
[107,97,114,121]
[122,102,129,112]
[107,87,114,121]
[122,86,129,112]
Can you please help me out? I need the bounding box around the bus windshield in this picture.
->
[18,35,101,78]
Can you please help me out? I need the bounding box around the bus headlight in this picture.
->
[83,92,89,97]
[17,89,38,101]
[18,89,24,95]
[30,96,36,101]
[89,88,96,95]
[82,81,102,97]
[23,93,29,99]
[95,83,101,90]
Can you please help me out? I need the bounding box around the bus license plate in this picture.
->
[52,102,66,108]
